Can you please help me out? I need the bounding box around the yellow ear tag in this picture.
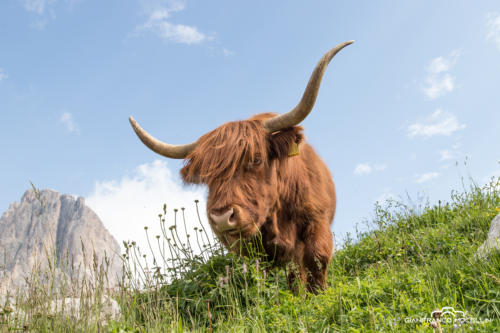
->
[288,142,300,157]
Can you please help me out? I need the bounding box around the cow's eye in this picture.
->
[253,156,262,165]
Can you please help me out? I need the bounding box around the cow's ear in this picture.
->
[268,126,304,161]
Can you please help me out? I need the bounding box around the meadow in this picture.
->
[1,177,499,332]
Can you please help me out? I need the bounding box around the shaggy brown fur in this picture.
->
[180,113,336,292]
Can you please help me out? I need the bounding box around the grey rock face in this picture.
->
[0,189,123,294]
[476,213,500,259]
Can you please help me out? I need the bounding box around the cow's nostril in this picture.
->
[230,212,235,221]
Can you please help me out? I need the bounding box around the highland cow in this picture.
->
[129,41,353,292]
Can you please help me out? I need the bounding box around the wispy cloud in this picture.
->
[222,48,235,57]
[22,0,54,15]
[136,1,208,45]
[408,109,465,138]
[139,0,185,13]
[486,12,500,50]
[0,68,7,81]
[422,50,460,99]
[20,0,83,29]
[415,172,440,184]
[353,163,386,175]
[59,112,79,133]
[438,142,462,162]
[21,0,57,29]
[86,160,210,265]
[354,163,371,175]
[438,150,454,161]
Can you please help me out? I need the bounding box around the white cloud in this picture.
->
[438,142,462,162]
[222,48,235,57]
[408,109,465,138]
[428,56,453,74]
[415,172,440,184]
[137,1,208,45]
[20,0,59,29]
[151,19,206,44]
[59,112,79,133]
[0,68,7,81]
[23,0,53,14]
[354,163,372,175]
[438,150,454,161]
[86,160,211,265]
[422,74,454,99]
[353,163,386,176]
[422,50,460,99]
[486,12,500,50]
[139,0,185,13]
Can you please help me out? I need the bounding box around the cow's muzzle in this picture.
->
[210,207,238,233]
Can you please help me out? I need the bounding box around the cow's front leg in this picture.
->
[302,220,333,293]
[262,215,296,265]
[287,240,306,293]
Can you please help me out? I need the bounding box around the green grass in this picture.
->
[2,178,500,332]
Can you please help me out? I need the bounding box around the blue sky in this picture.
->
[1,0,500,249]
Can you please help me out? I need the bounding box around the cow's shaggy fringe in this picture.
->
[182,119,269,184]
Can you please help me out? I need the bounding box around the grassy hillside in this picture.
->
[2,179,500,332]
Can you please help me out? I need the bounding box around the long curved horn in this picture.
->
[263,40,354,133]
[129,116,197,159]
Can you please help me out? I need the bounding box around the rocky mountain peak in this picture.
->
[0,189,123,294]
